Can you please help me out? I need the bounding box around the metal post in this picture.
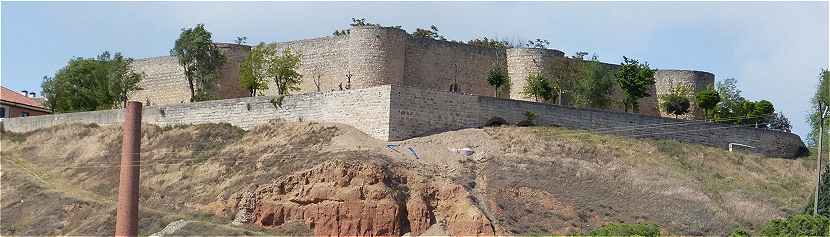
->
[115,101,142,236]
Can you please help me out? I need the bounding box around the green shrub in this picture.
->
[728,228,750,237]
[760,214,829,236]
[589,223,660,236]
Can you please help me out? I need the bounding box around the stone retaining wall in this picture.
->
[2,85,804,158]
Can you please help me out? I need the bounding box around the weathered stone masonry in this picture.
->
[128,26,714,119]
[3,85,805,158]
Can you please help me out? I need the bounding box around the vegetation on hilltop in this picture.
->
[170,23,225,102]
[40,51,143,112]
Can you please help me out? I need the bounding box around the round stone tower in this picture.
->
[346,26,407,88]
[653,70,715,120]
[506,48,565,101]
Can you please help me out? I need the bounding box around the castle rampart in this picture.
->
[2,85,805,158]
[128,25,714,120]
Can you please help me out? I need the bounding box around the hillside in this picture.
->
[0,120,816,235]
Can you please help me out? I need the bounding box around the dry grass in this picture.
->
[0,122,816,235]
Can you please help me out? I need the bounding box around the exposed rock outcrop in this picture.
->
[215,160,495,236]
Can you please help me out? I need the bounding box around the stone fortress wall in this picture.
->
[129,43,251,105]
[128,25,713,119]
[2,85,805,158]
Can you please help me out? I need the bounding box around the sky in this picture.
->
[1,1,828,140]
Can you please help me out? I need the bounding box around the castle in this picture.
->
[129,25,714,120]
[1,25,805,158]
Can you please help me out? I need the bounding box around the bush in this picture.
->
[589,223,660,236]
[760,214,829,236]
[728,228,750,237]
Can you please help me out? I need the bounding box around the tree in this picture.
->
[234,36,247,45]
[760,214,829,236]
[108,53,143,108]
[713,78,746,121]
[40,51,143,112]
[170,24,225,102]
[269,48,303,95]
[467,37,511,49]
[695,87,720,120]
[804,165,830,218]
[751,100,775,126]
[809,69,830,147]
[661,94,691,119]
[614,56,656,113]
[525,38,550,49]
[521,73,552,102]
[546,58,584,105]
[571,57,615,109]
[239,43,272,96]
[486,65,509,97]
[412,25,446,41]
[769,112,793,132]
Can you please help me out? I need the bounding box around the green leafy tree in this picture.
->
[769,112,792,132]
[713,78,746,121]
[572,57,615,109]
[234,36,247,45]
[661,94,691,119]
[695,87,721,120]
[108,53,144,108]
[804,165,830,218]
[486,65,509,97]
[239,43,272,96]
[525,38,550,49]
[468,37,511,49]
[546,58,584,105]
[270,48,303,95]
[170,24,225,102]
[760,214,829,236]
[40,51,143,112]
[412,25,446,41]
[521,73,552,102]
[809,69,830,147]
[614,56,656,113]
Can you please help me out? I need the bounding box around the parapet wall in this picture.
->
[5,86,393,140]
[3,85,804,158]
[388,86,804,158]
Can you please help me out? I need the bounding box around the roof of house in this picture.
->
[0,86,49,112]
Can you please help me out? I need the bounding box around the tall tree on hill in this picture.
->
[170,24,225,102]
[809,69,830,147]
[571,56,616,109]
[412,25,446,41]
[486,64,509,97]
[270,48,303,95]
[521,73,552,102]
[239,43,272,96]
[546,58,585,105]
[108,53,144,108]
[695,87,720,120]
[41,51,143,113]
[614,57,656,113]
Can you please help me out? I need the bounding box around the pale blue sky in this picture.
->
[1,1,827,139]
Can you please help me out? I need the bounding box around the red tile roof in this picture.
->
[1,86,48,111]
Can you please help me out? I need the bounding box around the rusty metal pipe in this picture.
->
[115,101,142,236]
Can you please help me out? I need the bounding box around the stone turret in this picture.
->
[505,48,565,101]
[346,26,407,88]
[653,70,715,119]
